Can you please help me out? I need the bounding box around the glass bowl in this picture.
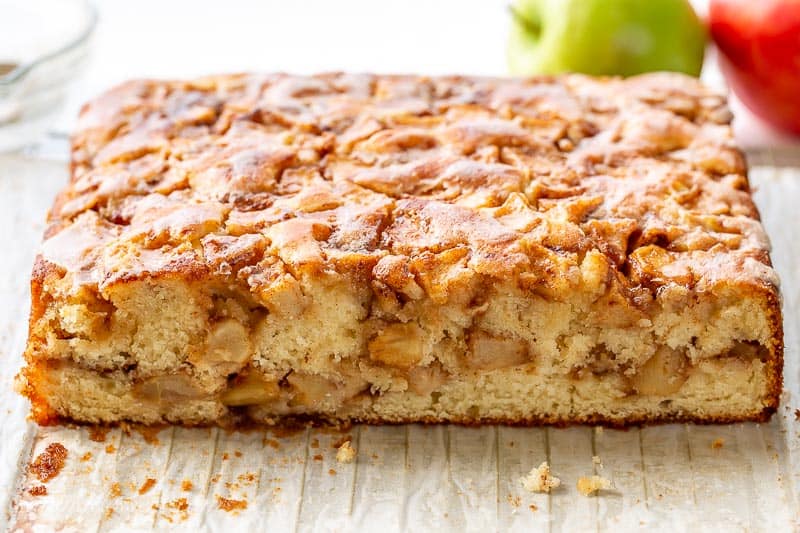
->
[0,0,96,151]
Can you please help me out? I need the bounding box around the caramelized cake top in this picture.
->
[40,73,777,303]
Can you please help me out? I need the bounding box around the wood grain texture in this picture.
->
[2,150,799,531]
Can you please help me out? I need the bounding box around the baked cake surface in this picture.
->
[19,72,782,426]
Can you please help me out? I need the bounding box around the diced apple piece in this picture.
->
[221,373,281,406]
[407,363,447,396]
[631,346,689,395]
[368,322,425,369]
[287,372,368,408]
[134,374,207,402]
[198,319,252,374]
[467,332,529,370]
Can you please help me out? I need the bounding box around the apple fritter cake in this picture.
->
[18,72,782,426]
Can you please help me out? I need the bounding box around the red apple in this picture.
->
[710,0,800,134]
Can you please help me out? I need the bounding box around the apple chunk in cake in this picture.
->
[19,72,782,426]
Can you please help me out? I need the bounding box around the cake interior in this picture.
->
[23,256,779,426]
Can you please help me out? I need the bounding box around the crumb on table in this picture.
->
[577,475,613,496]
[216,496,248,512]
[520,462,561,493]
[336,440,357,464]
[28,485,47,496]
[138,478,156,495]
[29,442,68,483]
[711,438,725,449]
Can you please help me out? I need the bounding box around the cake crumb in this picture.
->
[110,482,122,498]
[81,452,93,462]
[222,452,230,461]
[234,450,242,458]
[165,497,190,521]
[138,478,156,495]
[331,435,353,449]
[794,408,800,421]
[529,504,538,512]
[29,442,68,483]
[507,494,521,507]
[136,426,162,445]
[313,454,323,461]
[28,485,47,496]
[264,439,280,450]
[105,444,116,454]
[336,440,357,464]
[592,455,603,468]
[88,426,109,442]
[105,508,114,519]
[310,438,320,449]
[328,468,337,476]
[217,496,247,512]
[711,438,725,450]
[577,475,613,496]
[520,462,561,493]
[181,479,193,492]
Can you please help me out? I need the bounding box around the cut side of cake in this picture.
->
[18,72,782,427]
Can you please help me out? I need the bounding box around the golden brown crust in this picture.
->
[40,73,777,295]
[21,72,783,426]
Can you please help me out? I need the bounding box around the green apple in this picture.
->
[508,0,706,77]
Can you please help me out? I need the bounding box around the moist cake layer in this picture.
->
[19,72,782,426]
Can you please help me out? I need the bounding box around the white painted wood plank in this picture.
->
[639,425,695,531]
[496,427,550,530]
[349,426,407,531]
[548,427,596,532]
[296,427,358,533]
[403,425,460,532]
[445,426,500,533]
[594,428,649,532]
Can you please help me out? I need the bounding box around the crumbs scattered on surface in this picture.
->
[336,440,357,464]
[29,442,68,483]
[310,438,320,449]
[234,450,242,458]
[88,426,109,443]
[105,508,114,519]
[520,462,561,493]
[81,452,93,462]
[264,438,280,450]
[529,504,538,512]
[136,426,163,445]
[592,455,603,469]
[506,494,521,507]
[163,497,190,522]
[222,452,230,461]
[711,438,725,450]
[269,426,305,438]
[110,482,122,498]
[331,435,353,449]
[138,478,156,495]
[105,444,116,454]
[181,480,193,492]
[217,496,248,512]
[28,485,47,496]
[169,498,188,511]
[313,454,323,461]
[794,408,800,421]
[577,475,613,496]
[210,474,221,484]
[328,469,337,476]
